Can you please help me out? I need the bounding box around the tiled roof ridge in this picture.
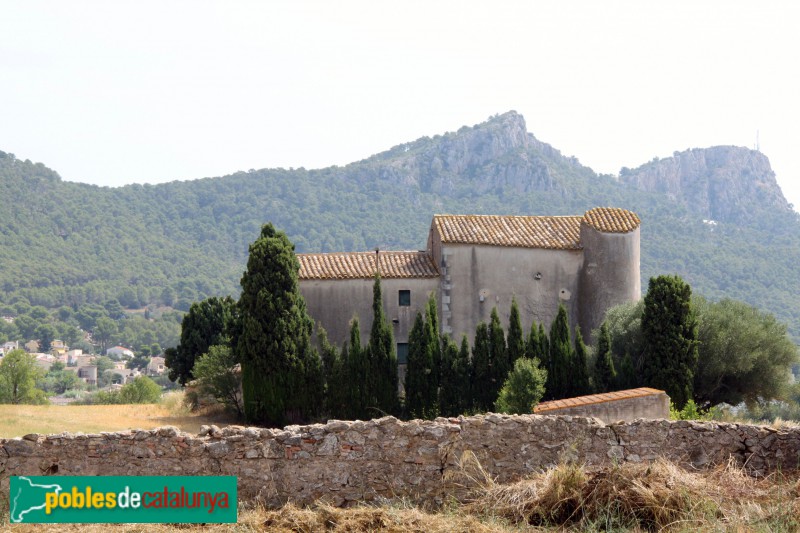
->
[533,387,665,413]
[433,213,584,250]
[298,250,439,280]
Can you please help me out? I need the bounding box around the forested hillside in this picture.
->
[1,111,799,340]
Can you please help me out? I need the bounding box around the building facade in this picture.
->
[298,207,640,359]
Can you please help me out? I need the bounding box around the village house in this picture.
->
[146,356,166,376]
[106,346,134,359]
[298,207,641,361]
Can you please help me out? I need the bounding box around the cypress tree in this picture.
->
[455,335,472,414]
[489,307,508,404]
[594,321,617,393]
[425,293,441,394]
[525,321,541,361]
[616,349,637,391]
[369,275,398,415]
[326,340,348,419]
[507,298,525,366]
[538,323,550,369]
[471,322,493,411]
[548,304,572,400]
[572,326,591,396]
[405,312,437,419]
[438,337,458,416]
[347,317,369,419]
[641,275,699,409]
[236,223,321,426]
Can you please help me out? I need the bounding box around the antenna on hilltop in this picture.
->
[755,130,760,152]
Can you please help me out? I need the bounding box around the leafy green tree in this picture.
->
[571,326,591,396]
[548,304,572,400]
[93,317,118,353]
[471,322,493,411]
[192,344,243,417]
[593,322,616,393]
[369,275,398,415]
[39,365,84,394]
[235,223,321,425]
[35,324,57,352]
[489,307,508,402]
[167,296,236,386]
[494,357,547,415]
[0,349,46,404]
[507,298,525,366]
[641,275,698,409]
[118,376,162,404]
[692,297,799,408]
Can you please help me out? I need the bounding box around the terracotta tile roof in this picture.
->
[533,387,665,414]
[433,214,584,250]
[298,251,439,280]
[582,207,641,233]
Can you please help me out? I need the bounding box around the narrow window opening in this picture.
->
[398,290,411,306]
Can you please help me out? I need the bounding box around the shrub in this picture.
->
[494,357,547,415]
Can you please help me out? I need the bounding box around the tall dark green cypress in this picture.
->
[438,337,458,416]
[594,321,616,393]
[507,298,525,366]
[641,275,699,409]
[326,340,348,419]
[405,311,438,419]
[572,326,591,396]
[369,275,398,415]
[236,223,321,426]
[425,293,441,395]
[455,335,472,414]
[489,307,508,404]
[347,317,370,419]
[548,304,572,400]
[538,323,550,370]
[471,322,493,411]
[525,321,541,361]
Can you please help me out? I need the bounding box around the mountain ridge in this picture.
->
[1,113,799,341]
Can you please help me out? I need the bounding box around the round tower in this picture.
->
[578,207,641,342]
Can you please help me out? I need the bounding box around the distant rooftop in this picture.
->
[534,387,665,414]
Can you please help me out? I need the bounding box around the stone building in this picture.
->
[298,207,641,363]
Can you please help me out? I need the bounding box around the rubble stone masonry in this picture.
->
[2,414,799,507]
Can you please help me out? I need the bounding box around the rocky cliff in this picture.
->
[350,111,590,196]
[620,146,792,224]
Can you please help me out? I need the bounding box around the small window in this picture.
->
[398,290,411,306]
[396,343,409,365]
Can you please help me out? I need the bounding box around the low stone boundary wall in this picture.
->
[2,414,799,507]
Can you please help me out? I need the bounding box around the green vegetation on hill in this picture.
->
[2,111,799,342]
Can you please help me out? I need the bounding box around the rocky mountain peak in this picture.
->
[357,111,584,196]
[620,146,792,223]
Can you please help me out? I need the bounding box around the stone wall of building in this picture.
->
[2,415,799,508]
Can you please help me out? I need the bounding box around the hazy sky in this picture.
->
[2,1,799,210]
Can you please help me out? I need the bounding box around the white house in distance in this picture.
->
[106,346,134,359]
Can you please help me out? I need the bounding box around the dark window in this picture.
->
[396,343,409,365]
[398,290,411,306]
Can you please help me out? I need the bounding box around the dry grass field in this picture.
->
[0,393,236,438]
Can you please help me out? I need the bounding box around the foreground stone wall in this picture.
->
[2,415,799,507]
